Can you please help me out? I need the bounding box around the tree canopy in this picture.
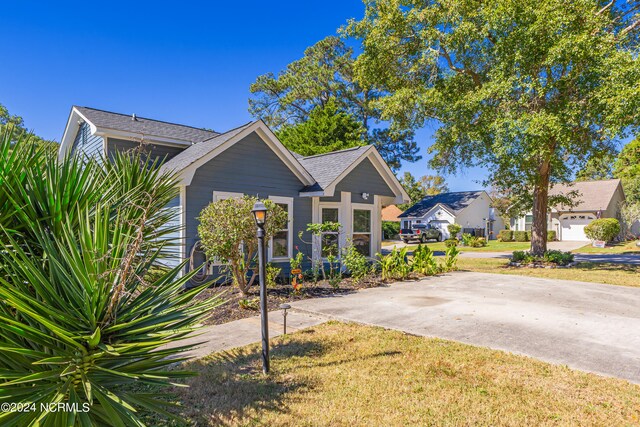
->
[347,0,640,254]
[398,171,448,209]
[276,99,366,156]
[248,36,420,170]
[615,137,640,203]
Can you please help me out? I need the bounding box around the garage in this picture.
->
[560,214,595,241]
[428,219,451,239]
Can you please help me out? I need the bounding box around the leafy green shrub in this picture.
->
[498,230,513,242]
[377,247,411,280]
[543,250,574,266]
[442,244,460,271]
[0,130,218,426]
[447,223,462,237]
[266,263,282,288]
[511,250,529,263]
[461,232,474,246]
[342,240,372,283]
[470,237,488,247]
[444,238,459,248]
[513,231,530,242]
[198,196,287,295]
[412,244,439,276]
[547,230,557,241]
[382,220,400,239]
[584,218,621,242]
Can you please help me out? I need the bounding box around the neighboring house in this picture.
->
[59,106,409,279]
[382,205,403,222]
[399,191,503,240]
[511,179,625,241]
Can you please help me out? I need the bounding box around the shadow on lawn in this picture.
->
[174,339,325,425]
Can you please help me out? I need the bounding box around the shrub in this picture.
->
[543,250,574,266]
[412,244,439,276]
[498,230,513,242]
[377,247,411,280]
[342,240,372,283]
[442,244,460,271]
[198,196,287,295]
[513,230,530,242]
[511,250,529,263]
[382,221,400,239]
[0,130,218,426]
[584,218,621,242]
[547,230,557,241]
[447,223,462,237]
[461,232,474,246]
[471,237,488,247]
[266,263,281,288]
[444,238,459,248]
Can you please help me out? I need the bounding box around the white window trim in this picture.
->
[268,196,294,261]
[318,202,342,261]
[352,203,375,258]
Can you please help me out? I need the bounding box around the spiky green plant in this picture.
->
[0,128,220,426]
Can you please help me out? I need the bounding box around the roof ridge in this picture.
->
[75,106,219,134]
[300,144,370,160]
[198,121,255,143]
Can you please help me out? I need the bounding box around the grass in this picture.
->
[573,240,640,254]
[394,240,532,252]
[172,322,640,426]
[457,257,640,288]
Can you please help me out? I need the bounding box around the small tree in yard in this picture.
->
[584,218,621,242]
[198,196,287,295]
[347,0,640,256]
[447,223,461,239]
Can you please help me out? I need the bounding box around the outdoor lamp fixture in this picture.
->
[251,201,270,374]
[280,303,291,334]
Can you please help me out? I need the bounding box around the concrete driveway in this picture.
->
[290,272,640,383]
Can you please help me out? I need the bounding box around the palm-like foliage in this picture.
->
[0,128,219,426]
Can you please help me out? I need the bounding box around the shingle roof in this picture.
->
[382,205,403,222]
[550,179,623,212]
[160,121,255,173]
[298,146,370,192]
[75,106,218,143]
[399,191,485,218]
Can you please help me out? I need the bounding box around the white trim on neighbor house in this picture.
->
[268,195,294,261]
[175,121,315,187]
[298,146,410,204]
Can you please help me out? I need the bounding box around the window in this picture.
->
[353,209,372,257]
[269,197,293,259]
[525,214,533,231]
[321,207,339,258]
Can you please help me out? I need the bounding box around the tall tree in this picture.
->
[398,171,448,209]
[575,148,618,181]
[249,36,420,170]
[614,137,640,203]
[276,98,366,156]
[347,0,640,255]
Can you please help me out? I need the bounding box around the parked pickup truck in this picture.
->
[399,223,443,244]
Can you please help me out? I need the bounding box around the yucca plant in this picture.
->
[0,128,219,426]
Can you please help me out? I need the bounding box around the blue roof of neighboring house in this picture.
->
[399,191,485,218]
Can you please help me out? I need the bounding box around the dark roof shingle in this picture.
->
[298,146,370,191]
[399,191,485,218]
[75,106,218,143]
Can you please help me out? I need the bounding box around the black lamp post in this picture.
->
[251,201,269,374]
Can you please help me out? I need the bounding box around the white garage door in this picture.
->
[429,220,451,239]
[560,215,594,241]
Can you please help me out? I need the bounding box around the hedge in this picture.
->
[513,231,530,242]
[497,230,513,242]
[584,218,620,242]
[547,230,557,241]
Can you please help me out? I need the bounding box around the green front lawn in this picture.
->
[573,240,640,254]
[457,258,640,288]
[172,323,640,426]
[402,240,531,252]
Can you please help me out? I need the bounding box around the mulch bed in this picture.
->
[195,277,386,326]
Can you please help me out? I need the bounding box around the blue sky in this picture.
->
[0,0,486,191]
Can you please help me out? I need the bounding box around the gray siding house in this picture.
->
[60,106,409,279]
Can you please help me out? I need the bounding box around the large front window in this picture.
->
[353,209,372,256]
[321,208,339,258]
